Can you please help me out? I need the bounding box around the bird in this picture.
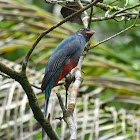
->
[41,28,95,139]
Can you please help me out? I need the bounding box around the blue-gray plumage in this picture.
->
[41,28,95,139]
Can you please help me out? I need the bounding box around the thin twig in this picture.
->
[76,0,88,17]
[21,0,100,72]
[92,3,140,22]
[56,93,66,112]
[113,3,140,17]
[31,84,41,90]
[0,72,41,89]
[76,0,89,27]
[90,15,139,49]
[92,12,139,22]
[0,72,11,79]
[88,0,94,28]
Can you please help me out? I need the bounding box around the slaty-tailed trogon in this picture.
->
[41,28,95,138]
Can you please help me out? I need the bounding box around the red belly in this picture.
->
[53,57,77,87]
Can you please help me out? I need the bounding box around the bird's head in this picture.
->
[76,28,95,41]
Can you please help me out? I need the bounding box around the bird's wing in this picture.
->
[41,55,70,91]
[41,37,81,91]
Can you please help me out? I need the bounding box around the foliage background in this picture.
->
[0,0,140,139]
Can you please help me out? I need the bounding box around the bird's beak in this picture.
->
[85,30,95,35]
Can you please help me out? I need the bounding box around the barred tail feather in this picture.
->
[42,87,52,140]
[44,96,50,117]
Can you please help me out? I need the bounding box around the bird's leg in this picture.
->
[64,72,73,109]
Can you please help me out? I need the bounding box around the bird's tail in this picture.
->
[42,87,51,140]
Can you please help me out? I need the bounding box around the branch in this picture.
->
[0,1,100,139]
[46,0,139,14]
[55,45,90,139]
[0,62,60,140]
[95,2,121,11]
[63,44,90,139]
[31,83,41,90]
[1,1,100,138]
[0,71,41,90]
[68,42,90,112]
[92,3,140,22]
[89,15,139,49]
[21,0,101,72]
[113,3,140,16]
[0,72,11,79]
[56,93,76,140]
[76,0,89,27]
[88,0,94,28]
[0,62,21,81]
[66,9,139,121]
